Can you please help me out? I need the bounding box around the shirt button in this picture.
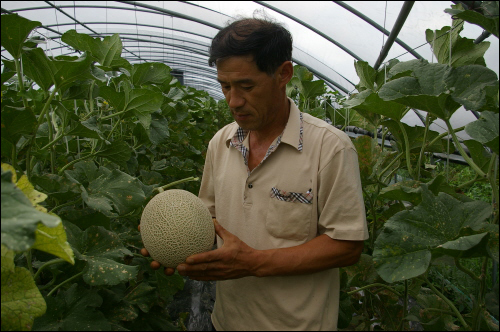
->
[248,184,253,189]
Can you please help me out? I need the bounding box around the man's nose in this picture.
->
[227,88,245,109]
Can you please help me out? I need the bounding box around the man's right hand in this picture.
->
[138,225,176,276]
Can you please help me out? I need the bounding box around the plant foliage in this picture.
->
[1,13,231,331]
[1,3,499,331]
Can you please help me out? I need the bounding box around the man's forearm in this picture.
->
[252,235,364,277]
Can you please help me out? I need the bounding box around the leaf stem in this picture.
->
[346,283,402,297]
[397,120,414,178]
[455,258,480,282]
[155,177,200,194]
[379,152,403,183]
[473,257,489,331]
[400,279,409,331]
[420,308,456,316]
[422,275,470,330]
[26,250,34,276]
[47,271,84,297]
[417,114,431,181]
[58,152,97,175]
[46,106,55,174]
[101,109,128,120]
[363,187,377,250]
[445,119,486,178]
[26,88,58,180]
[49,197,82,213]
[13,57,28,108]
[427,125,465,148]
[33,258,66,281]
[107,116,122,140]
[487,153,499,224]
[40,132,65,151]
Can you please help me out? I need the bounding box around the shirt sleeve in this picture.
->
[317,146,369,241]
[198,139,216,218]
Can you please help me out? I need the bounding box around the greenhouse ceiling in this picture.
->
[1,1,499,137]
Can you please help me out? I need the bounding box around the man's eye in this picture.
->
[242,86,253,91]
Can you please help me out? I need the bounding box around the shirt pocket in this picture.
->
[265,187,313,241]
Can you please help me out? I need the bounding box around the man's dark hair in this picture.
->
[208,17,293,76]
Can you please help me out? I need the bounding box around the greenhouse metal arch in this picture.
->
[1,2,499,332]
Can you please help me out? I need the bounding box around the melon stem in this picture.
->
[156,177,200,193]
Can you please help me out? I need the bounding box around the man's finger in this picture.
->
[140,248,150,257]
[150,260,161,270]
[164,267,175,276]
[213,219,229,239]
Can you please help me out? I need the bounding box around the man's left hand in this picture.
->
[176,219,258,281]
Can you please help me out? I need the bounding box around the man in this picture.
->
[145,17,368,331]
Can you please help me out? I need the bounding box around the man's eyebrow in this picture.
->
[217,78,255,84]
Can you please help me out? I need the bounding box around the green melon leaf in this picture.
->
[1,14,41,59]
[32,283,110,331]
[62,30,129,69]
[463,139,493,173]
[445,65,498,111]
[425,20,490,67]
[354,61,376,91]
[83,257,139,286]
[123,282,157,313]
[95,140,133,165]
[1,169,60,252]
[132,62,172,87]
[344,89,409,121]
[445,2,499,39]
[379,62,463,121]
[0,106,37,145]
[22,47,56,92]
[85,168,145,216]
[32,223,75,265]
[465,111,499,155]
[53,102,103,140]
[66,225,139,286]
[1,247,46,331]
[373,185,493,283]
[149,111,170,145]
[156,270,185,302]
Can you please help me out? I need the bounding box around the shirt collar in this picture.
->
[225,97,303,152]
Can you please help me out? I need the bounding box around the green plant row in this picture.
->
[286,3,499,331]
[1,12,232,331]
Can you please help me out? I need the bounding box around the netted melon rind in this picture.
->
[140,189,215,268]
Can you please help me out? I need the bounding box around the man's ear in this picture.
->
[278,61,294,87]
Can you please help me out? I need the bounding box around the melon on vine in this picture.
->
[140,189,215,268]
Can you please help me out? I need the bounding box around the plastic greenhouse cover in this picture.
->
[1,1,499,139]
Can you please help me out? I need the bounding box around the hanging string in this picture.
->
[53,1,60,34]
[135,4,140,60]
[446,16,454,183]
[73,1,76,31]
[382,1,388,54]
[431,30,436,64]
[162,1,165,65]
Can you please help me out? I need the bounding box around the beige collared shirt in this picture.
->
[199,98,368,331]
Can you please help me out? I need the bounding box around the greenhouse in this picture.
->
[1,1,498,331]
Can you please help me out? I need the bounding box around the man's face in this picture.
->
[216,55,288,132]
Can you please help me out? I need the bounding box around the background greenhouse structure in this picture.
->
[2,1,499,141]
[1,1,499,332]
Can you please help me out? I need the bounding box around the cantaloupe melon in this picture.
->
[140,189,215,268]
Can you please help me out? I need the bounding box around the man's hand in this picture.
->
[138,225,176,276]
[176,219,258,281]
